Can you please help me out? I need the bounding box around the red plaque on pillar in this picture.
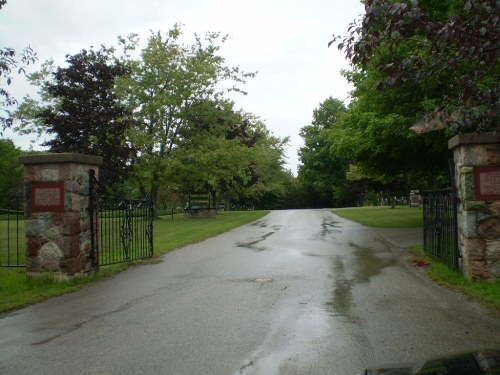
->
[32,183,65,212]
[474,166,500,200]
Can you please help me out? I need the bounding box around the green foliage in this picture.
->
[325,3,458,194]
[298,97,349,207]
[243,131,291,209]
[114,28,290,210]
[1,46,37,131]
[170,99,290,210]
[324,0,498,202]
[333,0,499,132]
[0,139,23,205]
[9,22,290,210]
[115,25,256,206]
[169,100,255,195]
[331,101,451,185]
[17,48,134,187]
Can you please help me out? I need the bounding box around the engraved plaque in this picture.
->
[474,167,500,200]
[32,183,65,212]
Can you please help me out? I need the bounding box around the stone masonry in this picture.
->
[449,133,500,280]
[20,153,103,280]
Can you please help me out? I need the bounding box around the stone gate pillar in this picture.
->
[19,153,103,280]
[449,133,500,280]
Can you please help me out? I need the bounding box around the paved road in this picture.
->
[1,209,499,375]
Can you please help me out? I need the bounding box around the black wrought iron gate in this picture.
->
[422,188,459,268]
[0,196,25,268]
[89,170,153,268]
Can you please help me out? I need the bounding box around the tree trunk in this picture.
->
[150,179,160,217]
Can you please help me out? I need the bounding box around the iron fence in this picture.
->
[422,188,459,268]
[0,196,25,267]
[89,170,154,268]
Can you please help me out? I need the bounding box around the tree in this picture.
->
[330,98,450,188]
[241,127,290,209]
[298,97,348,207]
[170,100,253,202]
[0,1,37,132]
[325,1,460,192]
[0,139,23,207]
[116,25,255,207]
[18,48,135,187]
[169,99,290,210]
[332,0,499,132]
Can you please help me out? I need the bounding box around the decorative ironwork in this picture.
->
[88,170,154,268]
[422,188,459,268]
[119,209,133,261]
[0,196,25,267]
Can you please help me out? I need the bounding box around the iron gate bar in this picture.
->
[89,171,99,268]
[0,196,25,268]
[422,188,459,269]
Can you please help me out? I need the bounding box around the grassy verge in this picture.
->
[332,206,423,228]
[153,211,268,253]
[411,244,500,316]
[0,210,268,313]
[334,206,499,316]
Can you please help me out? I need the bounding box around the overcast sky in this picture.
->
[1,0,364,174]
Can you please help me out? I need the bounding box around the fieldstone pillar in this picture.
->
[449,133,500,280]
[19,153,103,280]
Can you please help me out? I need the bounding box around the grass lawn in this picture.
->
[332,206,423,228]
[0,210,269,313]
[153,210,268,253]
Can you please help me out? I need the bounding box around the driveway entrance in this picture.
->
[1,210,499,374]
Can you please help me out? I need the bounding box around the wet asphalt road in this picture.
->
[1,209,500,375]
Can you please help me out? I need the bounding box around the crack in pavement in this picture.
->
[236,226,282,251]
[31,296,149,346]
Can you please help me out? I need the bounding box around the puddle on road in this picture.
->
[349,242,397,283]
[235,296,331,375]
[324,242,397,320]
[229,277,273,284]
[254,278,273,283]
[325,276,359,323]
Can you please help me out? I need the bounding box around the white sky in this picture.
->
[0,0,364,174]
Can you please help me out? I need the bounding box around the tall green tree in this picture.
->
[17,48,135,187]
[326,1,459,190]
[171,100,253,202]
[241,127,290,209]
[116,25,255,206]
[298,97,348,207]
[332,0,499,132]
[170,99,290,209]
[330,93,450,188]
